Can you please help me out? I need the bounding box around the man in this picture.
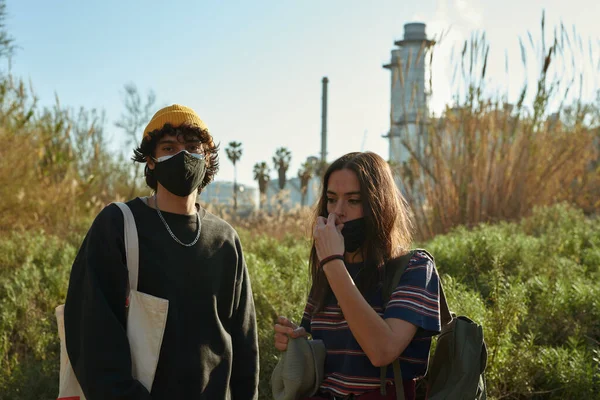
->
[64,104,259,399]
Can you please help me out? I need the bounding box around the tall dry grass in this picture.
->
[391,15,600,239]
[204,198,313,241]
[0,75,142,239]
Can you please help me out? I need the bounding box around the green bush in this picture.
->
[238,230,311,399]
[0,231,76,399]
[427,204,600,398]
[0,204,598,399]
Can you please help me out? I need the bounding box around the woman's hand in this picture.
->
[273,316,307,351]
[313,213,345,262]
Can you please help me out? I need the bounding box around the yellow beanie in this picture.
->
[142,104,208,140]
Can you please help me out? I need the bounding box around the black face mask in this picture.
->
[152,151,207,197]
[341,217,367,253]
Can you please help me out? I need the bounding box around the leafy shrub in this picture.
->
[239,230,311,399]
[0,231,76,399]
[426,204,600,398]
[0,204,598,399]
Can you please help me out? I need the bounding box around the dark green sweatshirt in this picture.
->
[64,197,259,399]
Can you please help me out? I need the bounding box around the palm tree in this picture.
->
[314,159,329,180]
[272,147,292,191]
[225,141,243,213]
[253,161,270,210]
[298,159,315,207]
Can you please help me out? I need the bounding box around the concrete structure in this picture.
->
[383,23,434,166]
[321,77,329,162]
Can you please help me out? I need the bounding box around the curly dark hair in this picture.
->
[132,123,220,192]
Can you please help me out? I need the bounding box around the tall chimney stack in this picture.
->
[321,77,328,162]
[383,23,434,166]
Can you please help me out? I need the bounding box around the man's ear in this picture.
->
[146,156,155,170]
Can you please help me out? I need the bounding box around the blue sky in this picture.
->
[7,0,599,187]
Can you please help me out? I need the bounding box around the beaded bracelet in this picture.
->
[319,254,344,269]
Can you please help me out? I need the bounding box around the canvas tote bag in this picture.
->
[55,202,169,399]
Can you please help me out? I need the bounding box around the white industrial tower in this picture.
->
[383,23,434,166]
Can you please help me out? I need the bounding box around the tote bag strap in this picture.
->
[113,202,140,292]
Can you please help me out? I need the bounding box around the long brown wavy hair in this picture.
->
[309,152,414,313]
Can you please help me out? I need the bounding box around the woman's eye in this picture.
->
[162,146,174,152]
[326,198,335,204]
[349,199,361,205]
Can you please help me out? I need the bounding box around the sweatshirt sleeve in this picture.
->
[64,204,151,400]
[230,236,259,400]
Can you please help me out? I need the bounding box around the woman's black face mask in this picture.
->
[341,217,367,253]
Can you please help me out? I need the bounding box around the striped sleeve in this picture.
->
[383,251,441,334]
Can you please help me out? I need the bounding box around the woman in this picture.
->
[274,152,441,399]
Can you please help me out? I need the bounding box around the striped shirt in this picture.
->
[300,251,441,398]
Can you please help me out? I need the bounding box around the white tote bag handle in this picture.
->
[113,202,139,292]
[112,202,168,392]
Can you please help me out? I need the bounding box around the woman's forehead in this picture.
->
[327,169,361,194]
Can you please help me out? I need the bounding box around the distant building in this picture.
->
[264,175,322,211]
[199,181,257,214]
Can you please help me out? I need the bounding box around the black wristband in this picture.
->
[319,254,344,269]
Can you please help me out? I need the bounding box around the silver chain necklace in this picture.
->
[154,194,201,247]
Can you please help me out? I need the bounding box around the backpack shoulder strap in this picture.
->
[112,202,139,292]
[438,279,453,326]
[381,250,414,305]
[379,250,414,399]
[407,249,453,326]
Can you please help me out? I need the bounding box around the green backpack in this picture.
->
[379,250,488,400]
